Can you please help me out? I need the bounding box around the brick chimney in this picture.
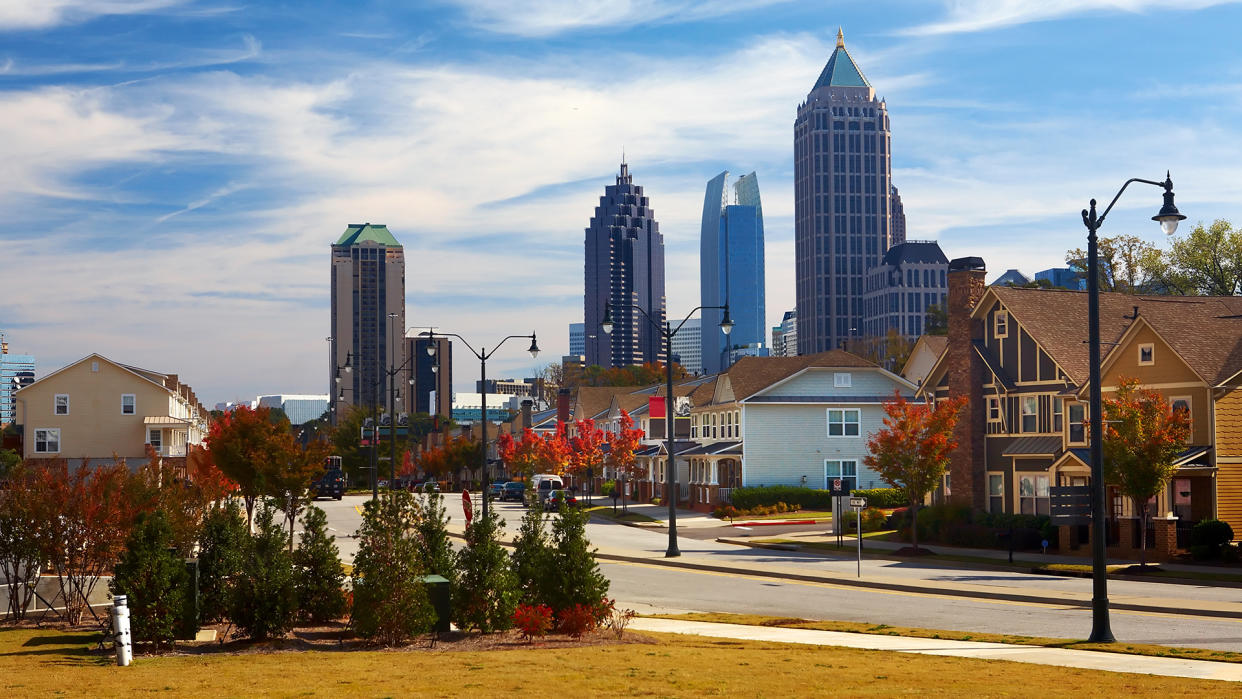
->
[557,388,571,426]
[520,399,533,430]
[946,257,987,511]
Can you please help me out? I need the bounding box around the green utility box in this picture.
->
[178,558,201,640]
[420,574,451,632]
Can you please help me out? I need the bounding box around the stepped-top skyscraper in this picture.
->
[330,223,406,419]
[794,29,905,354]
[701,170,766,375]
[584,162,667,368]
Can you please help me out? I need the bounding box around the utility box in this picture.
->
[419,574,451,632]
[179,558,200,640]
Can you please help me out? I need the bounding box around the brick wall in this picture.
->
[947,258,987,510]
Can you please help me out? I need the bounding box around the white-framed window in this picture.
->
[34,428,60,453]
[1052,398,1063,433]
[711,413,717,439]
[734,410,740,438]
[121,394,136,415]
[54,394,69,415]
[834,372,852,388]
[1021,397,1038,433]
[986,396,1001,423]
[827,408,861,437]
[1068,403,1086,444]
[994,310,1009,339]
[825,459,858,492]
[1170,395,1191,417]
[691,414,698,439]
[147,429,162,451]
[1019,474,1050,515]
[1138,343,1155,366]
[988,474,1004,513]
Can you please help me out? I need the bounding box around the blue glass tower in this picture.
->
[701,171,766,374]
[0,343,35,425]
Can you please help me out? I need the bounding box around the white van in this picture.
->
[530,474,565,503]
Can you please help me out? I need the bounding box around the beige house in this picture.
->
[15,353,209,466]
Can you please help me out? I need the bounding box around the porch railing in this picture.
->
[718,488,733,504]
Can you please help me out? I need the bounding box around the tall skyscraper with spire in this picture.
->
[584,161,667,368]
[794,29,905,354]
[700,170,766,375]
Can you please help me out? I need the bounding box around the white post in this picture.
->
[112,595,132,666]
[856,507,862,578]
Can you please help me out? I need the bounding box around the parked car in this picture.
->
[420,480,442,493]
[500,481,526,502]
[311,469,345,500]
[530,473,565,504]
[488,481,507,499]
[543,489,578,512]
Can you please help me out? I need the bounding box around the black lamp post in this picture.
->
[421,330,539,522]
[334,350,381,499]
[601,301,732,557]
[1080,171,1185,643]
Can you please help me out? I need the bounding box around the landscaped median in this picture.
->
[582,505,660,526]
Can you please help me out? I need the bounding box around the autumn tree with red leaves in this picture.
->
[498,429,542,479]
[864,393,966,553]
[536,423,572,476]
[569,418,608,501]
[1099,377,1191,566]
[606,410,645,512]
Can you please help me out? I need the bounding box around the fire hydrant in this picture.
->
[112,595,132,666]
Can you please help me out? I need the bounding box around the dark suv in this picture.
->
[311,469,345,500]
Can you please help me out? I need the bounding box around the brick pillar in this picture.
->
[1115,518,1136,559]
[946,257,988,511]
[557,389,571,425]
[1153,515,1178,562]
[1058,525,1074,553]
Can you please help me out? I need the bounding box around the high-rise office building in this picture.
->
[861,241,948,339]
[404,335,452,418]
[0,333,34,425]
[568,322,585,357]
[794,29,904,354]
[668,317,702,375]
[330,223,405,419]
[700,171,766,375]
[771,310,797,357]
[584,162,667,368]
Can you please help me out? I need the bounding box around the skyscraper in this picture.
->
[568,322,585,357]
[668,317,702,375]
[794,29,905,354]
[584,162,667,368]
[405,335,452,417]
[330,223,405,419]
[700,171,766,375]
[0,333,34,426]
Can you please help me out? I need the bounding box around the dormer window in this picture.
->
[994,311,1009,339]
[1138,343,1155,366]
[834,372,852,388]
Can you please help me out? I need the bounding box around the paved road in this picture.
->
[313,494,1242,650]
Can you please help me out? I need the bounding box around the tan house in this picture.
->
[15,353,209,466]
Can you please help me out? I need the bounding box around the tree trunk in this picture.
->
[1136,498,1148,569]
[910,502,920,553]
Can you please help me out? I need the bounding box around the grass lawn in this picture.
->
[584,505,658,524]
[648,612,1242,665]
[1,625,1234,697]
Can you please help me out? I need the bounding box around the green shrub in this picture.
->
[511,504,553,606]
[412,490,455,585]
[110,510,187,647]
[352,491,434,646]
[601,480,617,498]
[453,505,519,632]
[860,507,887,532]
[197,501,248,624]
[546,503,609,619]
[293,505,346,624]
[849,488,905,508]
[229,501,297,641]
[1191,519,1234,549]
[730,486,834,510]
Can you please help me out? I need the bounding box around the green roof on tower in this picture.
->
[335,223,401,247]
[811,28,869,90]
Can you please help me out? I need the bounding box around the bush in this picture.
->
[546,503,610,618]
[651,497,662,506]
[293,505,346,624]
[859,507,887,532]
[849,488,905,508]
[511,504,552,606]
[601,480,617,498]
[511,603,553,641]
[1191,519,1234,550]
[110,510,187,647]
[198,501,248,624]
[229,501,297,641]
[412,490,455,584]
[731,486,834,510]
[352,490,434,645]
[453,505,519,632]
[557,602,599,638]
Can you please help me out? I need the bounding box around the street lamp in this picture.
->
[1080,171,1185,643]
[421,329,539,521]
[601,301,731,557]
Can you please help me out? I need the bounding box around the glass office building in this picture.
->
[1,352,35,425]
[701,171,766,374]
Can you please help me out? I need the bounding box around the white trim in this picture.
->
[1169,395,1192,416]
[1137,342,1155,366]
[986,396,1001,423]
[824,459,859,491]
[121,393,136,415]
[826,408,861,437]
[834,372,852,388]
[54,394,69,416]
[34,427,60,453]
[994,310,1009,339]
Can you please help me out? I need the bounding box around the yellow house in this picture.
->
[15,353,209,465]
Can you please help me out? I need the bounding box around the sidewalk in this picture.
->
[630,618,1242,682]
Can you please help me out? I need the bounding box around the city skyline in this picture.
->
[4,1,1242,402]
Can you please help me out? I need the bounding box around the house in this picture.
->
[15,353,209,468]
[901,335,947,386]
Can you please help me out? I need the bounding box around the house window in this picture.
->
[1021,397,1038,433]
[54,394,69,415]
[1052,399,1063,433]
[994,310,1009,339]
[1170,395,1191,417]
[1068,403,1086,443]
[148,429,162,451]
[988,474,1004,513]
[834,372,852,388]
[986,396,1001,423]
[34,428,60,453]
[1138,343,1155,366]
[691,415,698,439]
[1019,475,1050,515]
[827,408,861,437]
[121,394,136,415]
[734,410,740,438]
[825,460,858,492]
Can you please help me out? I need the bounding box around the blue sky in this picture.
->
[3,0,1242,404]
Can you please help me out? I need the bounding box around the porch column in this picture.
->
[1153,514,1179,561]
[710,460,718,485]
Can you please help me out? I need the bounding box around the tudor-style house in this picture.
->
[15,353,209,467]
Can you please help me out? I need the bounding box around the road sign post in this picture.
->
[829,479,848,547]
[849,497,867,577]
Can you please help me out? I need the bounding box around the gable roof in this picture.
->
[901,335,948,377]
[812,29,870,90]
[334,223,401,247]
[725,350,877,403]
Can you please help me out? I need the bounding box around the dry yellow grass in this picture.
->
[2,625,1239,697]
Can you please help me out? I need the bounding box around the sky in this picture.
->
[3,0,1242,405]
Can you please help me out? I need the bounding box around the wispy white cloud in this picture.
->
[155,181,248,223]
[0,34,260,76]
[0,0,190,30]
[902,0,1242,36]
[444,0,795,37]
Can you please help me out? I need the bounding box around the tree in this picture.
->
[0,448,19,480]
[925,304,948,336]
[110,510,188,648]
[452,504,518,632]
[293,505,346,623]
[510,504,552,605]
[0,465,43,621]
[351,490,434,645]
[864,393,967,553]
[411,490,455,584]
[229,501,297,640]
[545,503,609,619]
[1162,219,1242,295]
[1066,234,1161,293]
[568,418,607,500]
[606,410,645,513]
[197,500,248,624]
[498,428,542,479]
[1099,377,1191,567]
[536,422,572,476]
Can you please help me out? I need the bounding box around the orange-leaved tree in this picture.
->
[536,422,572,476]
[498,428,542,479]
[1099,377,1191,567]
[606,410,645,512]
[569,418,608,500]
[864,392,966,553]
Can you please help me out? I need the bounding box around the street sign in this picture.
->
[462,490,473,526]
[828,479,848,496]
[849,497,868,509]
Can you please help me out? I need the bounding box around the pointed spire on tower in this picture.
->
[836,27,845,48]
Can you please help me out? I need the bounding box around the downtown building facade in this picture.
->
[771,310,797,357]
[405,335,452,418]
[330,223,406,421]
[584,162,667,368]
[669,317,702,375]
[0,334,34,425]
[860,240,948,339]
[701,171,766,375]
[794,29,905,354]
[568,322,585,357]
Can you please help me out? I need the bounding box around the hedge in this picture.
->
[729,486,903,511]
[849,488,904,508]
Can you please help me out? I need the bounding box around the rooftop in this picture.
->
[334,223,401,247]
[811,28,870,91]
